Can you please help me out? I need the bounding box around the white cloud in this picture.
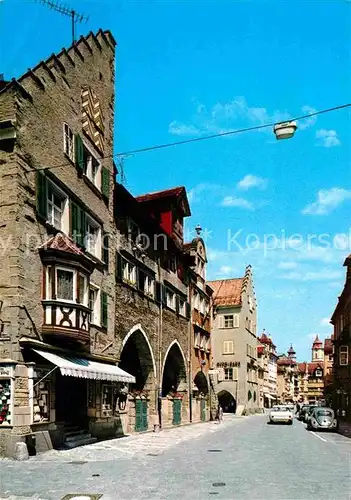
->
[168,121,201,136]
[299,105,317,130]
[169,97,316,137]
[187,183,222,204]
[221,196,254,210]
[316,129,341,148]
[280,270,343,282]
[320,317,331,327]
[237,174,268,191]
[217,265,237,277]
[302,188,351,215]
[278,261,297,270]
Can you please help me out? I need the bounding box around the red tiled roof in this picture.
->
[307,362,323,374]
[277,355,296,366]
[298,362,307,373]
[40,233,84,256]
[259,333,272,344]
[312,334,323,347]
[208,278,244,306]
[136,186,185,203]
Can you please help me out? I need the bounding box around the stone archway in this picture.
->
[119,325,156,391]
[161,341,187,397]
[194,371,209,396]
[218,390,237,414]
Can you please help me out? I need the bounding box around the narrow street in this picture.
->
[1,414,350,500]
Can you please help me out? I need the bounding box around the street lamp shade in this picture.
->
[273,121,297,140]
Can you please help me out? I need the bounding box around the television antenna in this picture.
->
[36,0,89,44]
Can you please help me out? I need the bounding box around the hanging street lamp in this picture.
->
[273,121,298,140]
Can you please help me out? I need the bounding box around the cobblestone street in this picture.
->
[1,414,350,500]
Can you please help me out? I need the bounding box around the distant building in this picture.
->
[209,266,260,414]
[330,253,351,423]
[277,346,297,403]
[257,332,278,407]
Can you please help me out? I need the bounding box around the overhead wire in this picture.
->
[17,102,351,174]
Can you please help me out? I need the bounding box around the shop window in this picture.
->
[32,367,51,423]
[0,379,12,425]
[102,385,118,417]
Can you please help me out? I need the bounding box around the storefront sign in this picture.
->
[216,361,240,368]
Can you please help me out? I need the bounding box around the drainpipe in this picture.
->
[157,255,163,429]
[188,277,192,423]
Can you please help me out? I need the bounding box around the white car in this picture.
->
[268,405,293,425]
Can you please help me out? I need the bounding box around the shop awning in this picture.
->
[33,349,136,383]
[265,394,277,401]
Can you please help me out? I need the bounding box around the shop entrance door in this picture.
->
[56,372,88,427]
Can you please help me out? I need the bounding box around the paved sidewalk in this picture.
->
[337,420,351,438]
[29,413,244,463]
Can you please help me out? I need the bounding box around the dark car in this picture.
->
[304,405,319,424]
[297,405,310,421]
[306,407,338,431]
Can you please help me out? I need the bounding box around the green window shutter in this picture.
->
[70,202,86,247]
[70,201,78,242]
[36,171,47,219]
[75,134,84,173]
[101,291,108,328]
[116,253,123,281]
[102,233,109,267]
[175,296,180,316]
[137,269,145,292]
[185,302,191,320]
[80,208,86,248]
[101,167,110,199]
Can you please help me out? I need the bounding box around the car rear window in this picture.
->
[316,409,333,417]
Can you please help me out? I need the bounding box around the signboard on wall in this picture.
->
[216,361,240,368]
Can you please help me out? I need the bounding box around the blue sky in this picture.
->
[1,0,350,360]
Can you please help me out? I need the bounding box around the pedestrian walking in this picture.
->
[218,405,223,423]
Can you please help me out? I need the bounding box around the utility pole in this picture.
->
[36,0,89,44]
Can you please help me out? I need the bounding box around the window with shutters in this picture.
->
[45,266,88,305]
[166,289,176,310]
[178,298,186,317]
[224,315,234,328]
[223,340,234,354]
[82,143,101,189]
[339,346,348,366]
[121,258,136,286]
[85,215,101,259]
[89,284,100,326]
[47,181,69,232]
[63,123,74,162]
[144,275,155,298]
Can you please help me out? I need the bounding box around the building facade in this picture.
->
[0,30,205,457]
[209,266,259,414]
[257,332,278,407]
[184,230,214,422]
[277,347,297,403]
[330,254,351,423]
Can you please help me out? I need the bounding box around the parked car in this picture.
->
[306,407,338,431]
[297,405,310,421]
[268,406,293,425]
[304,405,319,424]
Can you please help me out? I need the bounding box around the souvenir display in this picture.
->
[0,380,11,425]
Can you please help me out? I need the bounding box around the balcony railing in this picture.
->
[42,300,91,346]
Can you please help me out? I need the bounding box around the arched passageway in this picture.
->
[194,371,209,396]
[218,390,237,413]
[119,327,156,391]
[161,342,187,397]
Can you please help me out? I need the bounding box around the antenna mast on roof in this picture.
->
[36,0,89,44]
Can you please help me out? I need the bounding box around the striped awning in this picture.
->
[33,349,135,383]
